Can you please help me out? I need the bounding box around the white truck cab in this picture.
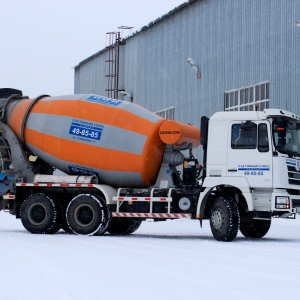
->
[202,108,300,221]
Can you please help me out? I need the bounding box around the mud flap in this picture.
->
[0,198,4,211]
[0,195,15,212]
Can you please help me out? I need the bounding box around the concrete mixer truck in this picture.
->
[0,88,299,241]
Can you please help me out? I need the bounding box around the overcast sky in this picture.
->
[1,0,185,97]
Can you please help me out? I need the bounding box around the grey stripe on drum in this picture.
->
[26,113,146,155]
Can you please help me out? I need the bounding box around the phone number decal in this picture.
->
[243,171,264,176]
[238,165,270,176]
[69,121,103,140]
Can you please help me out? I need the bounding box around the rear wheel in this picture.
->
[66,194,109,235]
[58,199,73,233]
[20,193,61,234]
[210,196,239,242]
[107,218,142,235]
[240,219,271,238]
[61,216,73,233]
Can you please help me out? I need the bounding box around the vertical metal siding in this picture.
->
[75,0,300,122]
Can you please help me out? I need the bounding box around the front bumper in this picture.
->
[271,190,300,217]
[292,199,300,214]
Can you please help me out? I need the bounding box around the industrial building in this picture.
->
[74,0,300,126]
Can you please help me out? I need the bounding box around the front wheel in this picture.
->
[210,196,239,242]
[240,219,271,238]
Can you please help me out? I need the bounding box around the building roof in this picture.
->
[75,0,199,69]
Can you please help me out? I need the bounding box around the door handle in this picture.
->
[228,169,237,172]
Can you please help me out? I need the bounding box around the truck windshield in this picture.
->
[272,117,300,158]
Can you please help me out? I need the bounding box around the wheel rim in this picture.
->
[28,204,48,225]
[74,204,95,227]
[211,209,224,229]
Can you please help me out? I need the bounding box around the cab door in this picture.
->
[226,121,272,188]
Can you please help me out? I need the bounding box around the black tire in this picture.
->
[107,218,142,235]
[210,196,239,242]
[61,216,73,233]
[47,197,63,234]
[58,200,73,234]
[20,193,61,234]
[240,219,271,238]
[66,194,109,235]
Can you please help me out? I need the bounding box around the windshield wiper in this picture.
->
[283,150,300,159]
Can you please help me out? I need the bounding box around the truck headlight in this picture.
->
[275,196,290,209]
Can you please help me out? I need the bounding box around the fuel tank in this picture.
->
[6,94,200,187]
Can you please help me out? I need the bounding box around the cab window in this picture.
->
[258,123,269,152]
[231,122,257,149]
[231,122,269,152]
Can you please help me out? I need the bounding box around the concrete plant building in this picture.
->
[74,0,300,126]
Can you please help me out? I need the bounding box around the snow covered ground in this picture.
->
[0,212,299,300]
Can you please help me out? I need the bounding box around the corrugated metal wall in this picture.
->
[75,50,107,95]
[75,0,300,124]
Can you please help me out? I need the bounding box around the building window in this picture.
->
[224,81,270,112]
[156,106,175,120]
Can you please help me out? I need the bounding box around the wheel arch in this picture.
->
[92,184,117,205]
[197,181,253,220]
